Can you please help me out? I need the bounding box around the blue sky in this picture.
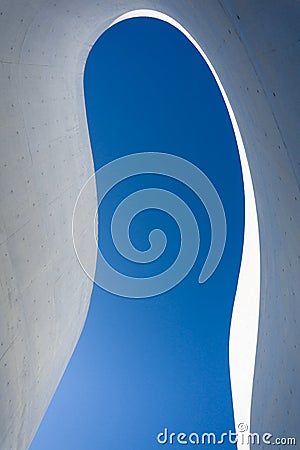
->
[30,17,244,449]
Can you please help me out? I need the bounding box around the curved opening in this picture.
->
[113,10,260,444]
[31,12,260,450]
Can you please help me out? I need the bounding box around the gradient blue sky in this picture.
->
[30,17,244,450]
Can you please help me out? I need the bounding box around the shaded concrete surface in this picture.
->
[0,1,298,449]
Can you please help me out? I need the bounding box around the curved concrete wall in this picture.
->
[0,1,299,449]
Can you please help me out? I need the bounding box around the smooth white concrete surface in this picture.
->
[0,1,299,450]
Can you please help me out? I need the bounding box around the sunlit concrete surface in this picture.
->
[0,1,299,450]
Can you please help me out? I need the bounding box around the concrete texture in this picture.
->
[0,1,299,449]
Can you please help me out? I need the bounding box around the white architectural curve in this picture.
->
[0,2,299,450]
